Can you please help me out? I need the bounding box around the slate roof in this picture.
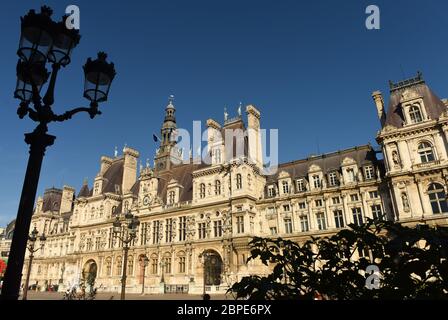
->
[267,145,379,183]
[384,79,447,128]
[42,188,63,212]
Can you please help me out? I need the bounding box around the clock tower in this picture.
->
[154,95,182,172]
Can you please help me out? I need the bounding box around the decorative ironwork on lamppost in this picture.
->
[113,212,140,300]
[139,255,149,295]
[22,227,46,300]
[1,6,116,301]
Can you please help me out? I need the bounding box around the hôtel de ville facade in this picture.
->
[18,73,448,294]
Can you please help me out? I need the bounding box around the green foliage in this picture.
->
[228,219,448,300]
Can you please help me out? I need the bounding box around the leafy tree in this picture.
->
[228,219,448,300]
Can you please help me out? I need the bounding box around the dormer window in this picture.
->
[267,185,275,197]
[313,175,321,189]
[346,168,355,183]
[168,191,175,204]
[364,165,374,180]
[296,179,305,192]
[409,105,423,124]
[418,142,435,163]
[328,172,338,187]
[282,181,290,194]
[215,180,221,195]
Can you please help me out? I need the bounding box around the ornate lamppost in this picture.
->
[113,212,140,300]
[139,255,149,295]
[1,6,116,301]
[22,227,46,300]
[199,251,212,300]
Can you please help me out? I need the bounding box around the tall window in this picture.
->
[300,215,309,232]
[284,218,293,234]
[267,185,275,197]
[236,174,242,189]
[282,181,290,194]
[168,191,175,204]
[313,175,321,188]
[428,183,448,214]
[236,216,244,234]
[352,207,363,226]
[334,210,344,228]
[140,222,148,245]
[328,172,338,187]
[105,257,112,276]
[127,256,134,276]
[215,180,221,195]
[371,204,383,220]
[179,216,186,241]
[178,256,186,273]
[364,166,374,180]
[346,168,355,182]
[199,183,206,198]
[213,148,221,163]
[409,105,423,123]
[165,218,173,243]
[150,254,158,274]
[198,223,207,239]
[418,142,435,163]
[116,257,122,276]
[152,220,160,244]
[163,254,171,274]
[316,213,327,230]
[214,220,222,237]
[296,179,305,192]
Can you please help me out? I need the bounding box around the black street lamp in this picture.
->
[22,227,46,300]
[139,255,149,295]
[1,6,116,301]
[199,251,212,300]
[113,212,140,300]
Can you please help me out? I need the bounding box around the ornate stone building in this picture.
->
[22,73,448,294]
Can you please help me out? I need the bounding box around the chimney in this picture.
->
[60,185,75,213]
[100,156,113,175]
[122,147,140,193]
[246,105,263,167]
[206,119,223,165]
[372,91,385,123]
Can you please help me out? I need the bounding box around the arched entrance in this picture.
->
[203,250,223,286]
[82,259,98,289]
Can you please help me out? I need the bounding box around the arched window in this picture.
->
[418,142,435,163]
[428,183,448,214]
[247,174,252,188]
[199,183,206,198]
[115,256,122,276]
[105,257,112,276]
[127,256,133,276]
[236,174,242,189]
[215,180,221,195]
[409,105,423,123]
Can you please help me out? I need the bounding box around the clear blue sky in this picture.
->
[1,0,448,226]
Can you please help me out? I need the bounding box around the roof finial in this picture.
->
[139,160,143,172]
[168,94,175,105]
[114,146,118,157]
[238,102,242,116]
[123,143,127,151]
[83,177,88,185]
[146,158,150,168]
[224,107,228,121]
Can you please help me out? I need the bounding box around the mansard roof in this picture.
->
[102,158,124,194]
[78,183,91,197]
[156,162,208,202]
[42,187,62,212]
[267,144,378,183]
[384,75,447,128]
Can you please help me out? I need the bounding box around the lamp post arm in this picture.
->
[52,104,101,122]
